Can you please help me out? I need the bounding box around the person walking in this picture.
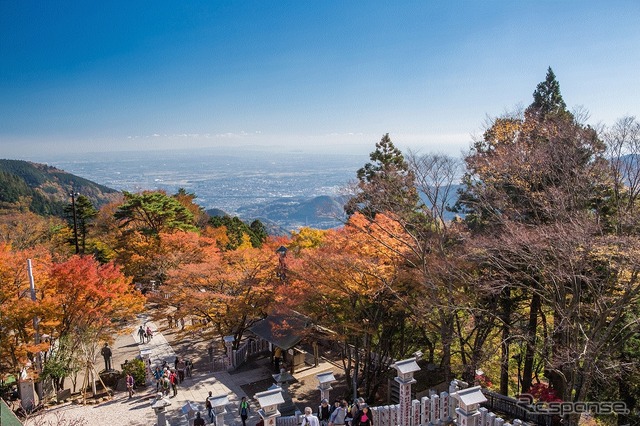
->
[146,325,153,342]
[126,373,135,399]
[329,400,348,426]
[137,325,145,343]
[353,406,373,426]
[302,406,320,426]
[239,396,250,426]
[206,391,214,423]
[319,399,331,426]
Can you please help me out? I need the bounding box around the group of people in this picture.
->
[310,397,373,426]
[152,364,180,397]
[137,325,154,343]
[166,314,186,330]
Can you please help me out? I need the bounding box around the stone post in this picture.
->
[255,387,285,426]
[140,348,153,385]
[453,386,487,426]
[224,335,235,369]
[391,358,421,426]
[316,371,336,403]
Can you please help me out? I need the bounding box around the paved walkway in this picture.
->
[129,320,277,426]
[26,317,341,426]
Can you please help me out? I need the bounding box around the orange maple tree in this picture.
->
[161,242,279,348]
[291,213,420,400]
[0,245,144,382]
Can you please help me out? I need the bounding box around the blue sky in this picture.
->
[1,1,639,160]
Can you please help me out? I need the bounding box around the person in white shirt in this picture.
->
[302,406,321,426]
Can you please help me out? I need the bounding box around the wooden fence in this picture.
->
[232,337,270,369]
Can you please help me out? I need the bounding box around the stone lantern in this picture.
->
[453,386,487,426]
[181,401,200,424]
[391,357,421,426]
[150,392,172,426]
[255,387,285,426]
[209,394,230,426]
[316,371,336,403]
[273,368,295,388]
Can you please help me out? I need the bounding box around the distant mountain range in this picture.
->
[0,159,120,216]
[207,195,347,234]
[0,159,348,232]
[238,194,348,230]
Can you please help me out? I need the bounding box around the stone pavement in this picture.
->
[130,319,280,426]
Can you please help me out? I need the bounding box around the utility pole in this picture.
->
[70,191,80,254]
[27,259,43,400]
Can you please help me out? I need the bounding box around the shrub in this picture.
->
[121,358,146,388]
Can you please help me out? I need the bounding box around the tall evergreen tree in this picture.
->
[64,195,98,254]
[525,67,569,118]
[345,133,419,219]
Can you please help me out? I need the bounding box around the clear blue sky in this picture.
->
[1,1,639,160]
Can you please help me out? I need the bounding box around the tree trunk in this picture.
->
[499,288,512,395]
[440,311,454,383]
[521,292,540,393]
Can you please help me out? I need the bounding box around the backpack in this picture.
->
[334,407,346,424]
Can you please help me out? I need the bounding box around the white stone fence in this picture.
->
[275,391,524,426]
[266,356,550,426]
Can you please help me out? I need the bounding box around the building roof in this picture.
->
[316,371,336,384]
[454,386,487,406]
[208,395,229,407]
[391,358,420,374]
[249,312,310,350]
[255,388,285,407]
[0,399,22,426]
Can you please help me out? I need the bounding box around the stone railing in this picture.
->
[258,356,550,426]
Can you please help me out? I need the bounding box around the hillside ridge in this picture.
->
[0,159,120,216]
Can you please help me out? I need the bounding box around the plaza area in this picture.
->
[23,316,343,426]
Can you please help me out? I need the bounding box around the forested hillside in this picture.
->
[0,159,120,216]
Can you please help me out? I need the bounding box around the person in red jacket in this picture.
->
[169,369,178,397]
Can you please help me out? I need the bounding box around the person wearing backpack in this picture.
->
[169,369,178,397]
[329,400,347,426]
[301,407,320,426]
